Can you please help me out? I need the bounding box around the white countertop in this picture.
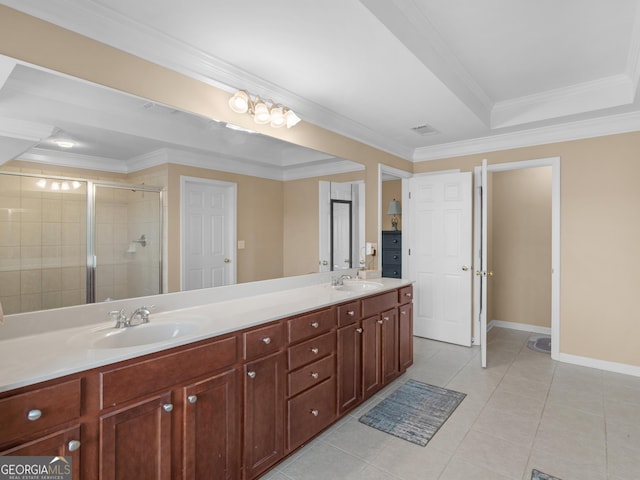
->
[0,274,411,393]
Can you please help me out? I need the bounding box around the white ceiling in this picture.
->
[2,0,640,169]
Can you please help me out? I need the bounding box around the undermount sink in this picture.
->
[72,319,203,349]
[335,280,384,292]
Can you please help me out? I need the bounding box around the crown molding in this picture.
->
[491,74,634,128]
[283,160,365,181]
[413,110,640,162]
[20,148,128,172]
[0,117,55,142]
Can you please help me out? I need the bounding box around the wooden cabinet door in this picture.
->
[381,308,399,384]
[100,392,173,480]
[243,352,286,480]
[337,324,362,414]
[183,369,240,480]
[361,315,382,398]
[399,303,414,371]
[0,425,82,479]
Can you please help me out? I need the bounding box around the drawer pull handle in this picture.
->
[377,319,384,325]
[310,409,319,417]
[311,372,319,379]
[310,321,319,329]
[187,395,198,404]
[262,337,271,344]
[163,403,173,413]
[247,371,256,378]
[27,409,42,421]
[347,310,355,316]
[68,440,81,452]
[356,327,363,333]
[311,347,319,354]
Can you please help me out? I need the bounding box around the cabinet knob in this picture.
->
[347,310,355,316]
[187,395,198,404]
[311,372,319,379]
[383,316,389,321]
[262,337,271,344]
[356,327,363,333]
[401,310,407,315]
[405,292,412,297]
[310,409,319,417]
[162,403,173,413]
[377,319,384,325]
[247,371,256,378]
[67,440,81,452]
[310,321,319,329]
[27,409,42,421]
[311,347,319,355]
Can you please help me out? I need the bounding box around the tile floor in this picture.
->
[261,327,640,480]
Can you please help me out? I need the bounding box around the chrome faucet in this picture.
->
[109,305,154,328]
[129,305,154,326]
[332,274,353,286]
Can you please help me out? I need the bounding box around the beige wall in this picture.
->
[415,132,640,367]
[166,164,284,291]
[283,171,366,277]
[490,167,552,329]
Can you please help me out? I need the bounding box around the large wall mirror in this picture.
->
[0,55,365,315]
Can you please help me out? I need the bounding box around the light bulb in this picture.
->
[285,109,301,128]
[253,100,271,124]
[270,106,285,128]
[228,90,249,114]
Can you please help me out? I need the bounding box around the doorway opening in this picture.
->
[474,157,560,364]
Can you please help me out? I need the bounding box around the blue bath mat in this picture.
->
[358,379,466,446]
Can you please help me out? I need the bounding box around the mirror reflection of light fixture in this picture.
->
[387,199,401,231]
[228,89,301,128]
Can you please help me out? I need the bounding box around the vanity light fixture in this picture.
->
[228,89,301,128]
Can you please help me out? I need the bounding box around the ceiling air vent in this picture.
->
[411,124,439,136]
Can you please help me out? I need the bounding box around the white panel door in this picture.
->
[182,178,236,290]
[409,172,472,346]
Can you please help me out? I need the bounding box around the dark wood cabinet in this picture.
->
[381,308,400,384]
[361,315,383,397]
[0,284,412,480]
[182,369,240,480]
[243,352,286,480]
[99,392,173,480]
[381,231,402,278]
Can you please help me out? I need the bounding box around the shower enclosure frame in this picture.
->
[87,180,164,304]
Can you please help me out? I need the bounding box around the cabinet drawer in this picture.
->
[288,331,336,371]
[0,378,81,444]
[287,377,336,450]
[383,250,402,265]
[382,234,401,249]
[287,308,336,344]
[288,354,335,397]
[361,291,397,317]
[398,285,413,305]
[243,321,284,361]
[337,301,360,328]
[100,334,237,408]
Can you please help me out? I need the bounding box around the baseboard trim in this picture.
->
[488,320,640,377]
[488,320,551,335]
[557,353,640,378]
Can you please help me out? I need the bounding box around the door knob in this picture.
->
[461,265,469,271]
[224,258,231,263]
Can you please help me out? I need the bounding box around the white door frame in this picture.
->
[473,157,561,360]
[378,164,412,273]
[180,176,237,290]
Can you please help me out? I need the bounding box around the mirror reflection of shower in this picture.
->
[0,171,163,314]
[331,199,352,271]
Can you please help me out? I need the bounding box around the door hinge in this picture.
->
[408,248,411,256]
[408,191,411,199]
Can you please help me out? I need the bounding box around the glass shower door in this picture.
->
[91,183,163,303]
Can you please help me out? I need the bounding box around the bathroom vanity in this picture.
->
[0,275,413,480]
